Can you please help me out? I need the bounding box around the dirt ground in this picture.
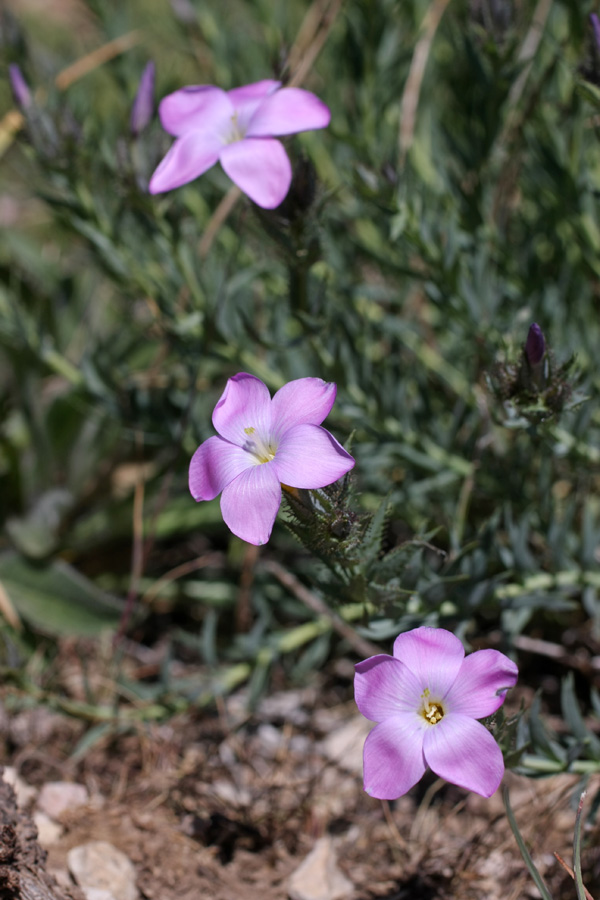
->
[1,646,599,900]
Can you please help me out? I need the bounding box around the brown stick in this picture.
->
[262,558,380,658]
[398,0,452,164]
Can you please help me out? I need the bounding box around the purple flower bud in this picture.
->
[525,323,545,367]
[591,14,600,54]
[130,61,155,137]
[8,64,31,110]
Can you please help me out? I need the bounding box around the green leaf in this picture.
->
[0,553,123,637]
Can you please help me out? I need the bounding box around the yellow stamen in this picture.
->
[420,688,444,725]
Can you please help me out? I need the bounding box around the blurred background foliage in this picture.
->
[1,0,600,769]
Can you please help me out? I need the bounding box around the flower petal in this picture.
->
[219,138,291,208]
[444,650,518,718]
[270,377,337,437]
[220,464,281,545]
[228,80,280,131]
[423,714,505,797]
[355,655,424,722]
[149,131,222,193]
[273,424,354,488]
[362,717,426,800]
[212,373,273,447]
[228,80,281,106]
[393,627,465,698]
[158,85,233,136]
[188,436,252,501]
[246,87,331,137]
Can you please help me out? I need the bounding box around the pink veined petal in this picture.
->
[444,650,518,719]
[393,627,465,699]
[270,377,337,438]
[246,87,331,137]
[362,716,426,800]
[228,80,281,106]
[158,85,233,136]
[423,714,505,797]
[220,463,281,546]
[188,436,253,501]
[212,373,273,448]
[219,138,292,208]
[149,130,222,193]
[354,655,425,722]
[273,424,354,489]
[228,80,281,131]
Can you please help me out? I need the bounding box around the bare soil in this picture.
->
[1,645,599,900]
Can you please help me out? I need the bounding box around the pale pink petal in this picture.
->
[354,655,424,722]
[228,80,280,131]
[228,80,281,106]
[149,131,222,193]
[246,87,330,137]
[188,436,253,501]
[444,650,518,718]
[158,85,233,136]
[273,424,354,488]
[212,373,273,447]
[423,714,505,797]
[362,717,426,800]
[220,464,281,545]
[270,378,337,437]
[393,627,465,698]
[219,138,291,208]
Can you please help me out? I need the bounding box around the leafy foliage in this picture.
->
[1,0,600,779]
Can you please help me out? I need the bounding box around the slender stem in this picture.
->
[503,786,554,900]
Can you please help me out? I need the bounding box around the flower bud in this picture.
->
[591,13,600,54]
[524,323,545,367]
[8,63,31,110]
[130,61,155,137]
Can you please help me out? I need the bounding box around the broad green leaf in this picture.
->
[0,553,123,637]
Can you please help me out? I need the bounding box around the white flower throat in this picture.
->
[226,112,245,144]
[244,426,277,464]
[420,688,445,725]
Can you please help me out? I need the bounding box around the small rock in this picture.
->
[34,811,63,846]
[37,781,88,819]
[2,766,37,807]
[319,715,372,775]
[84,891,117,900]
[68,840,138,900]
[288,836,353,900]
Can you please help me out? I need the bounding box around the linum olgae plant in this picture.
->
[188,373,354,545]
[149,79,330,208]
[354,626,518,798]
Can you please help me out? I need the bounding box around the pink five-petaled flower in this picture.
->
[149,79,330,208]
[354,627,518,799]
[189,373,354,545]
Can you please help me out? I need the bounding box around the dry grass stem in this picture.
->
[54,29,144,91]
[262,558,380,658]
[142,552,226,605]
[198,186,242,259]
[398,0,453,164]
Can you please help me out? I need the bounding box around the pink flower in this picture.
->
[354,627,518,799]
[149,79,330,208]
[189,373,354,545]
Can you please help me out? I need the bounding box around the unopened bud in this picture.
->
[130,61,155,137]
[591,13,600,54]
[525,323,545,367]
[8,63,31,110]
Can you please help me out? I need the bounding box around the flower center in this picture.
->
[420,688,445,725]
[225,112,245,144]
[243,426,277,464]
